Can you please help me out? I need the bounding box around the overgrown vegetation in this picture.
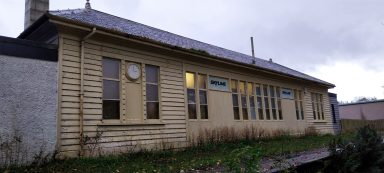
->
[1,131,344,173]
[324,126,384,173]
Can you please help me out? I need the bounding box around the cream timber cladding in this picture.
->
[183,62,333,137]
[59,34,187,157]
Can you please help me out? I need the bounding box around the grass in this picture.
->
[1,133,355,173]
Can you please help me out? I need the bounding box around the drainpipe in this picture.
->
[79,27,96,157]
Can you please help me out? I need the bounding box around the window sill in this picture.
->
[98,121,166,126]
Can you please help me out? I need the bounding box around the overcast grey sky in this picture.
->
[1,0,383,102]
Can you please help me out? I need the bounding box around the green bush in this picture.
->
[224,145,261,173]
[324,126,384,173]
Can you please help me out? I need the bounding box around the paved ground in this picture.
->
[260,148,329,173]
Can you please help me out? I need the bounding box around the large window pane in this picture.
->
[199,90,207,104]
[102,58,120,79]
[250,109,256,120]
[232,94,239,106]
[250,96,255,107]
[146,102,159,119]
[198,74,207,89]
[200,105,208,119]
[103,80,119,100]
[102,100,120,119]
[243,108,248,120]
[187,89,196,104]
[233,107,240,120]
[188,104,197,119]
[239,81,246,94]
[231,80,238,93]
[145,65,159,83]
[186,72,195,89]
[256,85,261,96]
[146,84,158,101]
[146,65,159,119]
[241,95,247,107]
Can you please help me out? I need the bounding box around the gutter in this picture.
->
[79,27,96,157]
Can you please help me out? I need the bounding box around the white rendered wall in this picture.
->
[0,55,57,165]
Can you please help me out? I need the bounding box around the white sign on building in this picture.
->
[281,88,294,99]
[208,76,229,91]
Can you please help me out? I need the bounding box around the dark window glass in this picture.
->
[331,104,336,123]
[146,102,159,119]
[103,80,119,100]
[145,65,159,119]
[145,65,159,83]
[243,108,248,120]
[102,58,119,79]
[266,109,270,120]
[272,110,277,120]
[102,100,120,119]
[278,100,282,120]
[258,109,264,120]
[199,90,207,104]
[270,86,275,97]
[256,86,261,96]
[187,89,196,104]
[263,85,268,96]
[271,98,276,109]
[300,102,304,120]
[188,104,197,119]
[250,96,255,107]
[241,95,247,107]
[233,107,240,120]
[232,94,239,106]
[146,84,158,101]
[102,58,120,119]
[200,105,208,119]
[250,108,256,120]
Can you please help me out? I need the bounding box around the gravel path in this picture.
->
[260,148,330,173]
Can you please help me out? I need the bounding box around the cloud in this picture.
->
[1,0,383,101]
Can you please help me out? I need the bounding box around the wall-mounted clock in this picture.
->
[126,63,141,80]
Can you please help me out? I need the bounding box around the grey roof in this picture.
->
[48,8,334,87]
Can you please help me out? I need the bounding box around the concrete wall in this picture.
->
[0,55,57,165]
[339,101,384,120]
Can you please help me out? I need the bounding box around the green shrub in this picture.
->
[324,126,384,173]
[224,145,261,173]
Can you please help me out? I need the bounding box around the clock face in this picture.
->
[126,64,141,80]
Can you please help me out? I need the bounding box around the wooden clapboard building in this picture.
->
[16,2,337,158]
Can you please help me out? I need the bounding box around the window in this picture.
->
[186,72,197,119]
[276,87,283,120]
[240,81,248,120]
[186,72,209,120]
[270,86,277,120]
[102,58,121,119]
[311,93,324,120]
[248,83,257,120]
[198,74,208,119]
[255,84,264,120]
[231,80,240,120]
[146,65,159,119]
[331,104,336,123]
[263,85,271,120]
[294,90,304,120]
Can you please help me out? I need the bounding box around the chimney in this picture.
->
[24,0,49,29]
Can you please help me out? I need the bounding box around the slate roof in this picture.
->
[47,8,334,87]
